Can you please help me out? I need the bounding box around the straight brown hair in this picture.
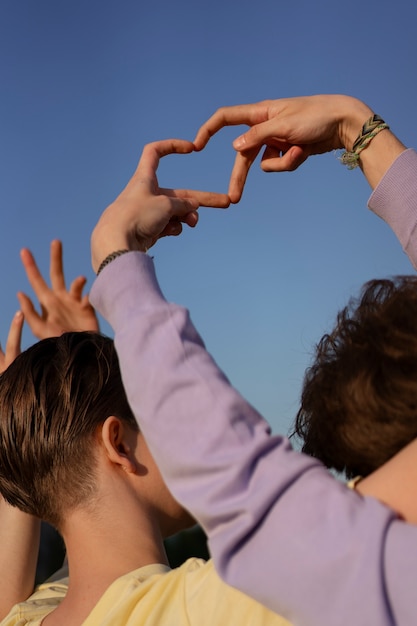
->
[0,332,138,529]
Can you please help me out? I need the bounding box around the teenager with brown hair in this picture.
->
[293,275,417,479]
[0,331,292,626]
[0,238,98,618]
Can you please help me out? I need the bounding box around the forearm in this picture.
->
[336,95,407,189]
[0,498,40,617]
[367,148,417,268]
[359,128,407,189]
[342,101,417,268]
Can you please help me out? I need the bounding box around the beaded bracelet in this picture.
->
[339,114,390,170]
[96,249,130,275]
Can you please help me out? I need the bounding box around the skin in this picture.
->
[42,419,193,626]
[0,312,41,619]
[193,94,406,200]
[91,139,230,272]
[18,239,99,338]
[0,310,23,372]
[356,438,417,524]
[92,97,407,273]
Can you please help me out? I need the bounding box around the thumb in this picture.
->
[233,118,282,152]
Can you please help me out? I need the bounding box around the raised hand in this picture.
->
[193,95,377,202]
[18,239,99,339]
[91,139,230,273]
[0,311,24,373]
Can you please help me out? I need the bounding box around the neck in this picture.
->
[44,492,169,625]
[66,506,168,586]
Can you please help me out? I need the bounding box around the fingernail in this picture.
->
[233,135,246,150]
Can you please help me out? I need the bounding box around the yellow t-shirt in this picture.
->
[2,558,291,626]
[1,578,68,626]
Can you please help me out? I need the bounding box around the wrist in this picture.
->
[338,96,374,151]
[91,221,148,274]
[96,249,132,275]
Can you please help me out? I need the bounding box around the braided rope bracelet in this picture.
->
[339,114,390,170]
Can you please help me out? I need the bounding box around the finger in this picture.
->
[4,311,24,365]
[182,211,199,228]
[20,248,49,298]
[167,196,203,221]
[159,219,184,238]
[134,140,195,185]
[69,276,87,300]
[193,103,269,150]
[232,117,294,152]
[16,291,44,338]
[228,145,261,203]
[80,294,94,309]
[260,144,309,172]
[50,239,66,291]
[160,188,230,209]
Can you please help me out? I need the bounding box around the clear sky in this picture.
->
[1,0,416,438]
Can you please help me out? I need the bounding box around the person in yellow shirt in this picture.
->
[0,330,292,626]
[0,238,99,619]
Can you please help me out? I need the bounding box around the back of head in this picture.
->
[0,332,137,529]
[293,276,417,478]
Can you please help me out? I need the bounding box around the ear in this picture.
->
[100,416,137,474]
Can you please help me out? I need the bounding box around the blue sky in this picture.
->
[1,0,416,437]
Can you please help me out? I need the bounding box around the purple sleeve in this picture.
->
[368,149,417,268]
[90,251,416,626]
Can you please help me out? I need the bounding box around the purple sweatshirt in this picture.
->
[90,149,417,626]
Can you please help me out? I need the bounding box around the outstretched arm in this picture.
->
[0,313,41,618]
[194,94,417,270]
[90,129,417,625]
[18,239,100,339]
[91,251,412,626]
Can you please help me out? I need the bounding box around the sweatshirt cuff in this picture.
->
[90,251,166,330]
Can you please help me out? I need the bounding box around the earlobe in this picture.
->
[101,416,137,474]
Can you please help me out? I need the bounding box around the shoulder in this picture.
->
[177,559,292,626]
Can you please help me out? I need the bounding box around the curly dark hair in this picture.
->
[292,276,417,479]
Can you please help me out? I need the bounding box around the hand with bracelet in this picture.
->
[193,94,407,202]
[91,139,230,274]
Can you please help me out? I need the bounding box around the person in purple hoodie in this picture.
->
[90,95,417,626]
